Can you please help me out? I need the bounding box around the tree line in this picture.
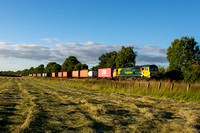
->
[0,36,199,82]
[0,46,136,77]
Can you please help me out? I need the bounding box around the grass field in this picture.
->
[0,77,200,132]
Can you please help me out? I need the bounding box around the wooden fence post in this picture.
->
[187,84,190,91]
[138,83,140,89]
[170,83,174,91]
[158,82,161,90]
[147,82,150,89]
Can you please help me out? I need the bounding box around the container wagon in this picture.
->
[42,73,48,77]
[72,71,80,77]
[62,71,72,78]
[98,68,114,78]
[58,72,63,78]
[37,73,42,77]
[52,72,58,78]
[88,71,98,77]
[80,70,88,78]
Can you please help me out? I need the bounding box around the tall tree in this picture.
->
[62,56,80,71]
[29,67,35,74]
[45,62,59,76]
[166,36,200,82]
[116,46,137,67]
[52,64,61,73]
[98,51,117,68]
[36,64,44,73]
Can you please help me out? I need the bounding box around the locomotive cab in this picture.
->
[140,65,158,78]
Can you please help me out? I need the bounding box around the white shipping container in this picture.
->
[42,73,48,77]
[88,71,98,77]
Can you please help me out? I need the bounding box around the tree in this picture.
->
[35,64,44,73]
[52,63,61,73]
[166,36,200,82]
[29,67,35,74]
[98,51,117,68]
[22,69,29,76]
[62,56,80,71]
[45,62,60,76]
[74,63,88,70]
[116,46,137,67]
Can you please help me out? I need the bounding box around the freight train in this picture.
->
[29,65,158,80]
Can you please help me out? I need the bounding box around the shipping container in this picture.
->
[52,72,58,77]
[29,74,33,77]
[37,73,42,77]
[58,72,63,78]
[33,74,37,77]
[88,71,98,77]
[80,70,88,77]
[98,68,114,78]
[63,71,72,78]
[72,71,80,77]
[42,73,48,77]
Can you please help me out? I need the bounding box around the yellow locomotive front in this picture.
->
[140,65,158,78]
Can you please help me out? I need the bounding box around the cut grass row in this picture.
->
[35,77,200,103]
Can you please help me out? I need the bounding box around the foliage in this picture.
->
[116,46,136,67]
[98,51,117,68]
[92,46,136,70]
[158,66,165,78]
[74,63,88,71]
[166,36,200,82]
[45,62,57,73]
[62,56,80,71]
[45,62,61,76]
[35,64,44,73]
[51,63,61,73]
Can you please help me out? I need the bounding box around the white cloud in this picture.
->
[41,38,59,42]
[0,42,13,45]
[0,41,168,67]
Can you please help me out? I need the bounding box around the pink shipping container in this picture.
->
[62,72,72,78]
[58,72,63,77]
[33,74,37,77]
[98,68,114,78]
[80,70,88,78]
[72,71,80,77]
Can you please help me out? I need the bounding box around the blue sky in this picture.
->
[0,0,200,71]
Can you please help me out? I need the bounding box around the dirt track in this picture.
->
[0,77,200,132]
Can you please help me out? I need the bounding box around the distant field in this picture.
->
[0,77,200,132]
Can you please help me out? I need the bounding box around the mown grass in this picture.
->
[1,77,200,132]
[35,77,200,103]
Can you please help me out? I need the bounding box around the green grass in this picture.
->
[1,77,200,132]
[36,77,200,103]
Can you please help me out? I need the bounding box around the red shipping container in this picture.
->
[62,72,72,78]
[72,71,80,77]
[58,72,63,77]
[80,70,88,77]
[98,68,114,78]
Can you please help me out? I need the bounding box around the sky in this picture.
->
[0,0,200,71]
